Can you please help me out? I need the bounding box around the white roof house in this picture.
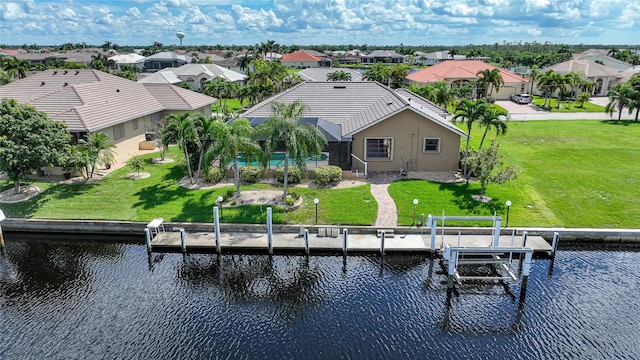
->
[110,53,146,70]
[138,63,248,91]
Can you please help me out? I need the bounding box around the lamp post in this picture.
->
[217,196,224,220]
[412,199,419,226]
[505,200,512,228]
[313,198,319,225]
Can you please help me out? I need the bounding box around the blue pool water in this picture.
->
[231,152,328,167]
[0,238,639,359]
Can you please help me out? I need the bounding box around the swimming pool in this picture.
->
[231,152,328,167]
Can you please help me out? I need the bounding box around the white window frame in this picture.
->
[132,118,139,130]
[423,138,440,153]
[364,137,394,160]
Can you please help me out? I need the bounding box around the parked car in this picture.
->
[510,93,532,104]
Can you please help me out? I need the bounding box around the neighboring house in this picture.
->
[0,69,215,167]
[139,64,249,92]
[406,60,529,100]
[542,59,620,96]
[297,68,364,82]
[144,52,191,72]
[241,81,466,173]
[412,51,466,66]
[572,54,632,71]
[141,83,214,119]
[111,53,146,71]
[361,50,405,64]
[138,63,248,91]
[281,50,331,68]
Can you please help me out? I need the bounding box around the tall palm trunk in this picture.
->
[283,147,289,199]
[184,146,195,184]
[233,158,241,197]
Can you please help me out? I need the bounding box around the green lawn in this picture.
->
[212,99,245,113]
[0,149,376,225]
[2,120,639,228]
[392,120,640,228]
[531,97,606,112]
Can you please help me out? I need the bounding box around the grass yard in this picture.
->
[0,148,376,225]
[212,98,245,113]
[391,120,640,228]
[531,97,606,112]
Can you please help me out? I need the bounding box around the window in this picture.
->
[132,118,139,130]
[365,138,393,160]
[114,124,125,140]
[423,138,440,152]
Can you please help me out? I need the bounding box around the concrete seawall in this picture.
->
[3,218,640,242]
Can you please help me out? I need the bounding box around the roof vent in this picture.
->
[333,85,346,89]
[75,71,79,75]
[40,81,45,86]
[63,70,68,75]
[116,89,120,92]
[52,71,57,75]
[63,82,68,87]
[387,102,393,106]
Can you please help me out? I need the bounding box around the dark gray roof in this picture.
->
[297,68,363,82]
[241,81,466,140]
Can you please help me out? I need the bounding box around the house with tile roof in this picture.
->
[361,50,406,64]
[144,52,191,72]
[241,81,464,173]
[281,50,330,69]
[0,69,215,167]
[542,59,620,96]
[406,60,529,100]
[138,63,248,92]
[111,53,146,71]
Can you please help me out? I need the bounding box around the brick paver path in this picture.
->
[370,183,397,227]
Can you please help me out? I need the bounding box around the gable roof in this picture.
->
[138,70,182,85]
[297,68,364,82]
[407,60,527,84]
[0,69,163,132]
[162,63,248,82]
[144,51,191,63]
[241,81,466,140]
[141,83,216,110]
[544,59,620,77]
[572,54,632,70]
[110,53,146,64]
[362,50,404,59]
[281,50,322,63]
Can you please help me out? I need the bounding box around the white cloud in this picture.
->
[0,2,31,20]
[127,7,143,18]
[232,4,283,29]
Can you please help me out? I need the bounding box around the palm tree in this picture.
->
[528,66,540,95]
[477,107,508,150]
[627,87,640,122]
[221,118,261,197]
[327,70,352,81]
[431,81,454,108]
[575,92,591,108]
[163,112,204,184]
[257,100,327,198]
[362,63,391,85]
[476,68,504,100]
[81,132,117,178]
[453,99,489,179]
[1,56,29,80]
[605,84,633,121]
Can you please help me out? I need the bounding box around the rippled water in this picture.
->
[1,237,639,359]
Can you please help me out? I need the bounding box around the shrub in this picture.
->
[288,190,300,199]
[205,166,224,183]
[239,166,262,183]
[275,166,303,184]
[225,188,235,199]
[314,165,342,185]
[284,196,296,206]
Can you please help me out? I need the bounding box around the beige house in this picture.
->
[542,59,620,96]
[0,69,215,169]
[242,82,464,173]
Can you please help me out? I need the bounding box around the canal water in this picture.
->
[1,238,638,359]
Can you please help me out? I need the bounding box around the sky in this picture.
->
[1,0,639,47]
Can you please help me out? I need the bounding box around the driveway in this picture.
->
[495,98,634,121]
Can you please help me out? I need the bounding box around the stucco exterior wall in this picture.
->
[100,114,150,167]
[351,109,461,172]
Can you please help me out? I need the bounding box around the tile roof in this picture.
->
[110,53,146,64]
[0,70,164,133]
[281,50,322,62]
[241,81,466,140]
[138,70,182,84]
[144,51,191,62]
[164,63,248,82]
[407,60,528,84]
[544,59,620,77]
[141,83,216,110]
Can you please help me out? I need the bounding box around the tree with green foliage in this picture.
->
[216,118,261,197]
[327,70,352,81]
[0,98,71,193]
[453,99,489,179]
[477,106,508,150]
[81,132,117,178]
[575,92,591,108]
[605,84,634,121]
[362,63,391,85]
[163,112,204,184]
[389,64,409,89]
[0,56,30,80]
[469,140,517,199]
[114,70,137,81]
[476,68,503,100]
[258,100,327,198]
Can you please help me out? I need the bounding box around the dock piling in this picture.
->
[380,230,385,256]
[342,228,348,255]
[267,207,273,255]
[144,228,152,253]
[304,229,310,255]
[180,228,186,253]
[213,206,221,253]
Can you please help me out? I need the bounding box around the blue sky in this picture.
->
[1,0,639,47]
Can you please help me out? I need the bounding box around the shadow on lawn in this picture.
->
[437,182,506,215]
[601,119,639,126]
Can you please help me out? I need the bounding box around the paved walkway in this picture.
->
[368,172,404,228]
